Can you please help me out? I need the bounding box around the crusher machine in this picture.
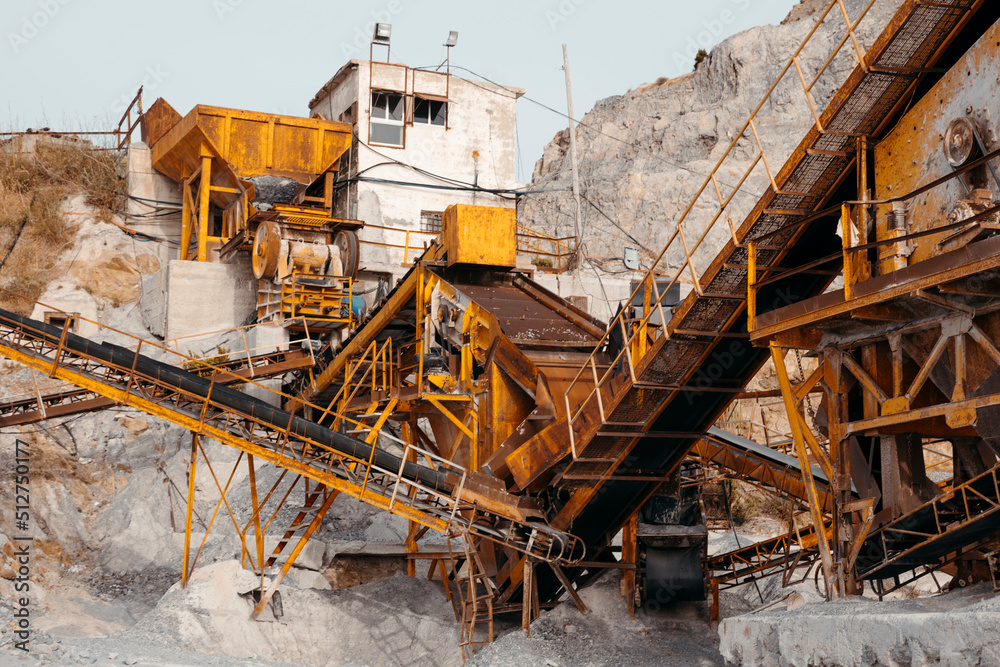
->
[3,0,1000,654]
[143,100,364,331]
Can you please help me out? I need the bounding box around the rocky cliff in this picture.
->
[521,0,902,273]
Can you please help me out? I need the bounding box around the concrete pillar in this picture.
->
[127,141,182,263]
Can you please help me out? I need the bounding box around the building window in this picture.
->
[414,97,447,127]
[370,91,404,147]
[420,210,443,234]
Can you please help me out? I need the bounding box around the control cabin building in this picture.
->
[308,59,523,279]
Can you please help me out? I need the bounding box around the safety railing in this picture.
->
[358,223,438,264]
[0,87,143,152]
[747,142,1000,328]
[0,287,583,565]
[516,224,577,272]
[563,0,887,452]
[115,87,144,149]
[707,520,827,589]
[856,460,1000,581]
[256,273,356,326]
[313,338,394,429]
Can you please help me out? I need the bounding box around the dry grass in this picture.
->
[727,479,794,525]
[0,143,126,314]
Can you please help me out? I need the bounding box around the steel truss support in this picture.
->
[772,344,844,599]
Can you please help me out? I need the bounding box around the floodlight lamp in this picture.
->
[445,31,459,47]
[374,23,392,44]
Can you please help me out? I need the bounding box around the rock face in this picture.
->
[522,0,902,273]
[719,584,1000,666]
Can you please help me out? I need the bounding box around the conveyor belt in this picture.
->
[526,0,985,604]
[0,308,448,489]
[707,522,827,588]
[856,461,1000,580]
[0,308,582,563]
[0,348,313,428]
[691,427,857,508]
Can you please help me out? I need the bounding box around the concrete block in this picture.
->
[286,568,332,590]
[719,584,1000,667]
[140,269,168,338]
[127,142,183,265]
[247,323,291,355]
[243,378,283,408]
[156,258,257,341]
[30,283,101,339]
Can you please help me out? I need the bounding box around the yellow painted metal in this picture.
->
[182,434,198,588]
[197,156,212,262]
[256,275,355,329]
[873,19,1000,269]
[0,339,451,536]
[771,343,841,600]
[247,454,265,579]
[443,205,517,268]
[146,99,354,264]
[252,488,339,616]
[148,101,353,185]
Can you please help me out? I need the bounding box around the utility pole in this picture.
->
[562,44,583,249]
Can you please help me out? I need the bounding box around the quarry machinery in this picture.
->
[3,0,1000,653]
[531,0,1000,611]
[333,0,997,619]
[143,100,364,331]
[749,6,1000,598]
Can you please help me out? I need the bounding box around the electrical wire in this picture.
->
[580,193,651,252]
[351,137,570,196]
[441,64,763,201]
[0,212,30,272]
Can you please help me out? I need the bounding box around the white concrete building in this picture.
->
[308,60,523,280]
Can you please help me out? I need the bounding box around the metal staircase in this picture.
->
[511,0,988,605]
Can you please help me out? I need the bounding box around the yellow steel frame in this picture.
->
[0,305,583,582]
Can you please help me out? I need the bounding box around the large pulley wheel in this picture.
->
[945,117,980,168]
[334,229,360,279]
[252,220,281,279]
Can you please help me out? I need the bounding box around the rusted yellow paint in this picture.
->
[149,103,353,185]
[442,205,517,268]
[0,340,449,535]
[873,19,1000,269]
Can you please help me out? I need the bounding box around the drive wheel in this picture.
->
[334,229,360,279]
[252,220,281,279]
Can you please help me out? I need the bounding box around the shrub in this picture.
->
[0,143,126,313]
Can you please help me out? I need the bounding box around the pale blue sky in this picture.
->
[2,0,797,180]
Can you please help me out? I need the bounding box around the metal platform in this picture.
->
[531,0,987,604]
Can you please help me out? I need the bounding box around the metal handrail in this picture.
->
[1,87,143,151]
[0,289,585,565]
[563,0,883,451]
[516,224,577,271]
